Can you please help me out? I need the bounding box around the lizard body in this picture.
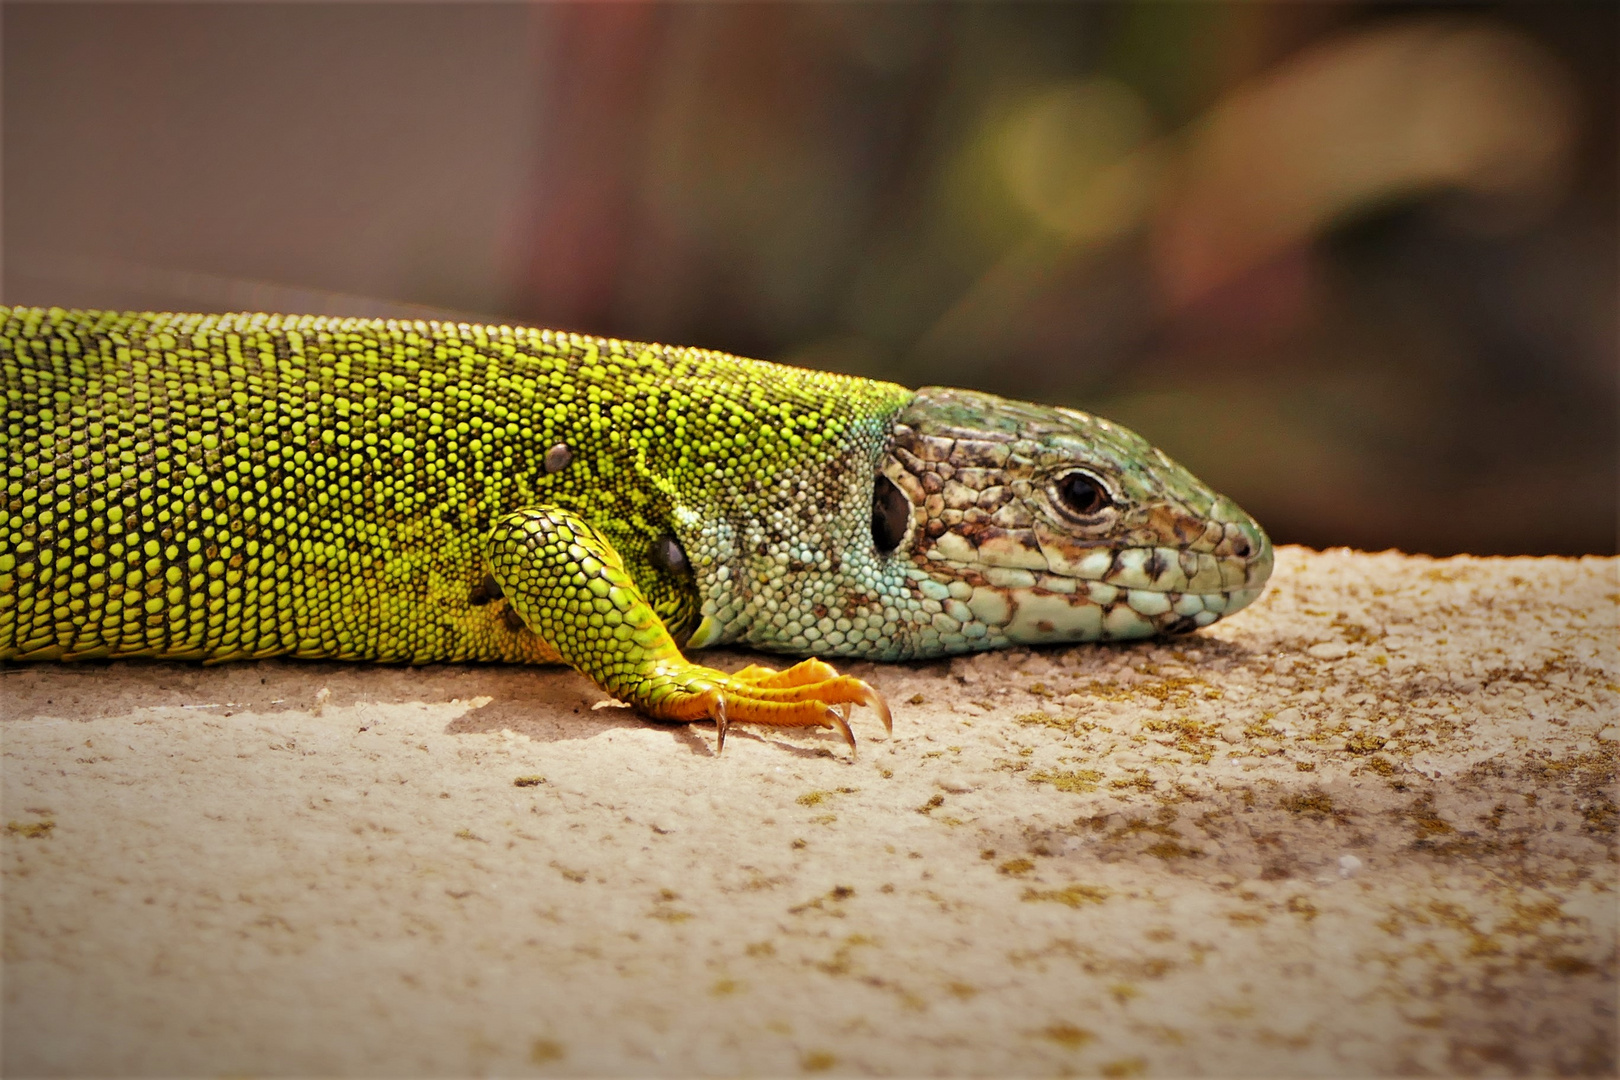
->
[1,306,1272,747]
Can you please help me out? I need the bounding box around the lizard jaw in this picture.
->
[917,536,1272,648]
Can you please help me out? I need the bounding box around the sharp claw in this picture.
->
[824,706,857,758]
[855,680,893,735]
[713,693,729,755]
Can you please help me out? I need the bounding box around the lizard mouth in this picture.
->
[918,527,1273,646]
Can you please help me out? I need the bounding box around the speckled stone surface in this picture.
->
[3,547,1615,1076]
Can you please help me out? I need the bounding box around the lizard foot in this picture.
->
[653,658,891,756]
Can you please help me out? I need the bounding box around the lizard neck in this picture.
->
[678,395,926,661]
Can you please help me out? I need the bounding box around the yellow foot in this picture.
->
[656,658,892,756]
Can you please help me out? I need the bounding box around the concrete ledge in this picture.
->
[3,547,1615,1075]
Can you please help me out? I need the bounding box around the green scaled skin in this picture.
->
[0,306,1272,745]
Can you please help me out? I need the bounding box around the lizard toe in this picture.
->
[730,658,840,688]
[657,662,890,756]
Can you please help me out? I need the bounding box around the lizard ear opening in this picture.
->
[871,473,910,555]
[649,533,690,576]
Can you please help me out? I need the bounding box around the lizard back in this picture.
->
[0,306,911,663]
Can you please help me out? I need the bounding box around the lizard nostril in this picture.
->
[1232,536,1252,559]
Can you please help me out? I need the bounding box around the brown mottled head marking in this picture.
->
[877,387,1272,649]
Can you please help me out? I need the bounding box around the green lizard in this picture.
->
[0,306,1272,751]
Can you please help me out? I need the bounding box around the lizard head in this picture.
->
[876,387,1272,649]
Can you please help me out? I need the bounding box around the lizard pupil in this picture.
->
[871,474,910,554]
[1056,471,1110,517]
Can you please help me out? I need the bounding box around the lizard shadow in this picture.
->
[1,656,603,730]
[443,646,907,756]
[1,649,892,755]
[447,675,881,760]
[1,637,1251,752]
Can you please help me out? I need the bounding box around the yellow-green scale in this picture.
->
[0,306,913,666]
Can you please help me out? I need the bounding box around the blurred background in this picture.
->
[5,2,1615,555]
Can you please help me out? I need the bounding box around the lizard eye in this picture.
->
[1054,470,1112,518]
[871,474,911,554]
